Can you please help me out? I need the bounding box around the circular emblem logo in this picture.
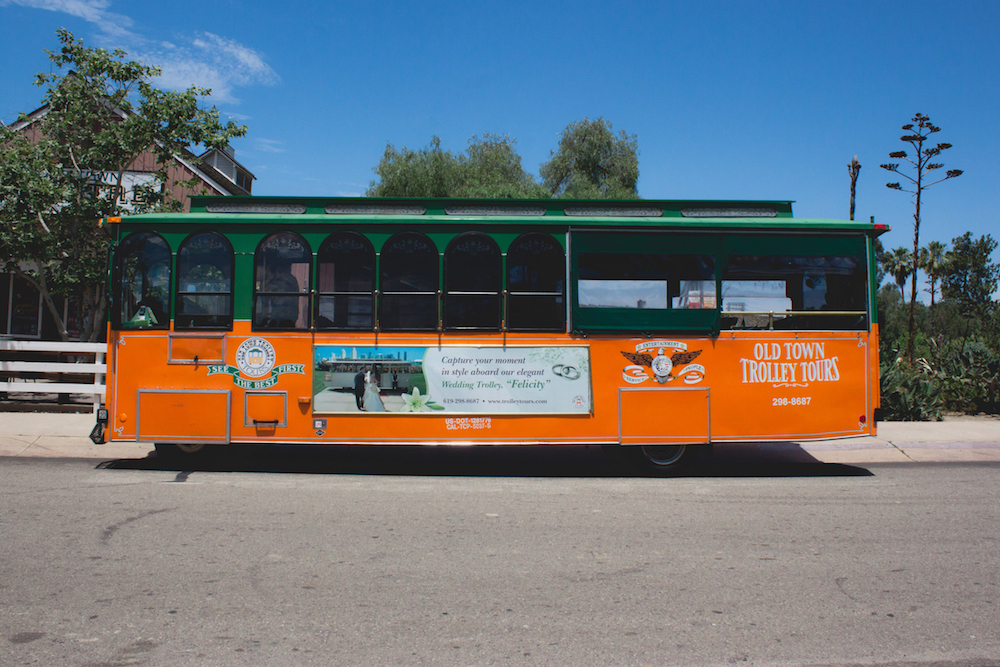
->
[235,338,276,378]
[650,347,673,381]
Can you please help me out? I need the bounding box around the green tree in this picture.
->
[919,240,949,306]
[880,112,962,363]
[941,232,999,332]
[366,136,460,198]
[458,134,548,198]
[367,134,546,198]
[882,246,914,301]
[0,29,246,341]
[539,118,639,199]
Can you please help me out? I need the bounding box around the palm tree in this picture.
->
[882,247,914,301]
[919,240,949,306]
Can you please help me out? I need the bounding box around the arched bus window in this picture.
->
[379,232,438,331]
[444,232,501,330]
[317,231,375,330]
[175,232,234,330]
[506,232,566,331]
[114,231,171,329]
[253,232,310,330]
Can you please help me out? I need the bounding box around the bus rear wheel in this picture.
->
[154,443,207,460]
[636,444,692,475]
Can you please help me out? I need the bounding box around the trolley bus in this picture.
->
[93,196,887,472]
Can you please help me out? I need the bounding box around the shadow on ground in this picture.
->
[97,442,872,478]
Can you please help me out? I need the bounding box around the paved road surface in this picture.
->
[1,455,998,666]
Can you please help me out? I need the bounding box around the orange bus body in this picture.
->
[105,324,877,447]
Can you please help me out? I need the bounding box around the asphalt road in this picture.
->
[1,451,998,667]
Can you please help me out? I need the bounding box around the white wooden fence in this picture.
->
[0,340,106,413]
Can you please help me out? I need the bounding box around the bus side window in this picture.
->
[379,232,438,331]
[721,255,866,330]
[175,231,233,330]
[316,231,376,330]
[444,232,501,330]
[253,232,311,330]
[114,231,171,330]
[506,232,565,331]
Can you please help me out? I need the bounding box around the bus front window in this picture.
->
[115,232,171,329]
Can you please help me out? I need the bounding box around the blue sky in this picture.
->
[2,0,998,293]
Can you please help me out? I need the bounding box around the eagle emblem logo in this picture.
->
[621,347,702,384]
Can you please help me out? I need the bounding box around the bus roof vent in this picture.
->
[206,203,306,214]
[325,204,427,216]
[681,207,777,218]
[565,206,662,217]
[445,206,546,216]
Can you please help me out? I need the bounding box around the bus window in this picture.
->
[253,232,310,330]
[115,231,171,329]
[506,232,565,331]
[175,232,233,330]
[379,232,438,331]
[577,253,715,310]
[722,255,866,330]
[317,232,375,330]
[444,232,501,330]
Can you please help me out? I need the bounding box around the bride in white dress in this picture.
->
[362,370,385,412]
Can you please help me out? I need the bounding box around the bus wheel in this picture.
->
[636,444,691,474]
[154,443,206,460]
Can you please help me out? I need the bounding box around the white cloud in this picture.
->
[2,0,134,38]
[4,0,279,104]
[136,32,280,104]
[254,138,285,154]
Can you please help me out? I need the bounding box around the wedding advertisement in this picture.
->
[313,345,591,415]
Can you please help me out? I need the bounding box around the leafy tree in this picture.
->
[919,240,949,306]
[941,232,999,331]
[0,29,246,341]
[880,112,962,363]
[882,246,914,301]
[458,134,548,198]
[366,136,460,198]
[539,117,639,199]
[367,134,546,199]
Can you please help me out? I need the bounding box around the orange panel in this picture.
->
[245,391,287,428]
[168,335,225,364]
[137,390,230,443]
[619,387,709,445]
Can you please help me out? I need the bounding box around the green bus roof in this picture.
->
[105,196,886,234]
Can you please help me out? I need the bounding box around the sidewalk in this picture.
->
[0,411,998,464]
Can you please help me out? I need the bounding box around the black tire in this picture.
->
[154,443,208,461]
[634,444,694,475]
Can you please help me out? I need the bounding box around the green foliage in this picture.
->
[881,246,914,300]
[879,282,1000,418]
[880,357,944,421]
[919,240,948,305]
[460,134,548,199]
[0,29,246,341]
[366,137,459,198]
[933,340,1000,414]
[367,134,547,199]
[367,118,641,201]
[539,117,639,199]
[941,232,999,324]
